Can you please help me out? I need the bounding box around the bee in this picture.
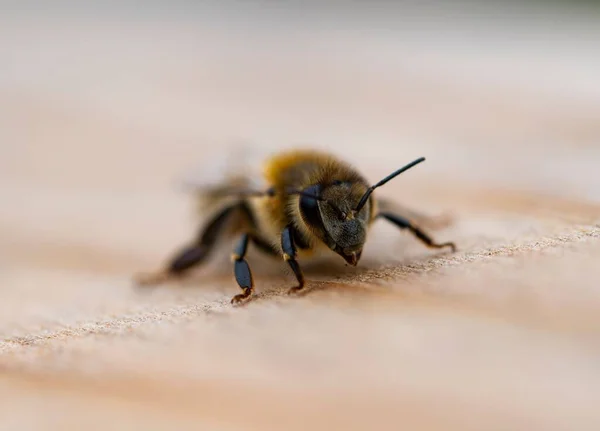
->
[135,149,456,304]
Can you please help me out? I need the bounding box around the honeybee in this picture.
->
[136,149,456,304]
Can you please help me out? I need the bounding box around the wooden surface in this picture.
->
[2,3,600,430]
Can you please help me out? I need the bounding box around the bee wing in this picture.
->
[178,142,269,210]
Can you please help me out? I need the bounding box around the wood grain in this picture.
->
[2,4,600,430]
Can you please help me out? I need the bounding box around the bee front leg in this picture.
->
[377,212,456,252]
[280,225,306,295]
[231,233,255,305]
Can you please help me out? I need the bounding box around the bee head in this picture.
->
[297,181,370,266]
[293,156,427,266]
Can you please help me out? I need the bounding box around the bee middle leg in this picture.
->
[377,212,456,252]
[230,233,279,304]
[231,233,255,304]
[281,225,305,295]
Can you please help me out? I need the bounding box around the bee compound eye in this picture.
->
[299,184,323,227]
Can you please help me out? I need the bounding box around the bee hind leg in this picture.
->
[134,204,240,287]
[281,225,305,295]
[377,212,456,252]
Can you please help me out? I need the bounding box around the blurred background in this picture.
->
[1,1,600,430]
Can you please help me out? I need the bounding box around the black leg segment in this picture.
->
[167,246,207,274]
[231,233,254,304]
[378,212,456,252]
[281,225,305,294]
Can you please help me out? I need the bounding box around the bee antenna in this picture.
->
[354,157,426,213]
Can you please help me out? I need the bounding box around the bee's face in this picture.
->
[299,182,371,266]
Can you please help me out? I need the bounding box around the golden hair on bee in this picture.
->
[135,149,456,305]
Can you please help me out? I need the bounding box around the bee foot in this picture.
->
[231,288,253,306]
[287,286,305,296]
[446,242,457,253]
